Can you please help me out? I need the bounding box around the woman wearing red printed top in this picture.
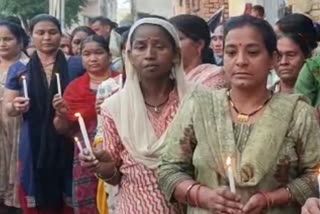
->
[78,18,188,214]
[53,35,119,214]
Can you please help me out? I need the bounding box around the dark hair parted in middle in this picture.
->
[224,15,277,56]
[29,14,62,34]
[0,21,29,49]
[71,26,95,38]
[169,14,212,64]
[276,13,318,57]
[80,35,110,53]
[3,16,22,26]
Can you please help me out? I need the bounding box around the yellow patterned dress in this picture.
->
[0,67,21,208]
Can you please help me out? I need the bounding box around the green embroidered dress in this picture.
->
[158,89,320,214]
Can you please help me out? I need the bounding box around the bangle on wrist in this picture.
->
[284,186,293,204]
[258,191,273,209]
[185,182,199,206]
[194,184,202,207]
[96,165,118,182]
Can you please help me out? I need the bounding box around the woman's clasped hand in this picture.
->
[196,189,272,214]
[200,187,242,214]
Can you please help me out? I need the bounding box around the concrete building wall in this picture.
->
[134,0,173,18]
[229,0,246,16]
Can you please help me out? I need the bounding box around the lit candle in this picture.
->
[74,137,83,153]
[55,73,62,96]
[318,169,320,196]
[21,76,28,99]
[226,156,236,193]
[74,113,93,154]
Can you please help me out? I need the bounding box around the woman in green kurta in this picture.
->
[157,15,320,214]
[295,55,320,106]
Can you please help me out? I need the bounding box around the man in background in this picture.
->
[251,5,265,19]
[89,16,117,39]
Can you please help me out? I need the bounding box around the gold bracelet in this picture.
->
[96,165,118,181]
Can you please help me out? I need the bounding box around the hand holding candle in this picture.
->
[55,73,62,96]
[226,156,236,193]
[75,112,93,155]
[74,137,83,153]
[21,75,28,99]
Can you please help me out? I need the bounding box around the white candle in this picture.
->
[119,74,123,88]
[226,157,236,193]
[74,113,93,154]
[55,73,62,96]
[318,169,320,197]
[22,76,28,99]
[74,137,83,153]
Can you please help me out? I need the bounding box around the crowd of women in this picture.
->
[1,5,320,214]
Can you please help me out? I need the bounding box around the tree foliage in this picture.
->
[0,0,87,27]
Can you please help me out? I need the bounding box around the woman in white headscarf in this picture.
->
[79,18,189,213]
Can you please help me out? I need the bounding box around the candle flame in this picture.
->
[226,157,232,166]
[21,75,26,79]
[74,137,79,142]
[74,112,81,117]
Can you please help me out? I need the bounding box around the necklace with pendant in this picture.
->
[227,90,273,123]
[145,96,170,113]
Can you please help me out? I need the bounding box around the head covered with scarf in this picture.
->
[102,18,189,169]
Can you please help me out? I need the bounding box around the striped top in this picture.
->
[102,90,181,214]
[186,64,228,89]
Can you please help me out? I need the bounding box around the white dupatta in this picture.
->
[102,18,188,169]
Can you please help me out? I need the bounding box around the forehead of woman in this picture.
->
[225,25,264,46]
[73,31,90,40]
[277,36,300,50]
[224,16,276,55]
[0,21,28,45]
[30,14,61,33]
[131,24,174,45]
[0,22,20,38]
[72,26,95,38]
[81,35,109,52]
